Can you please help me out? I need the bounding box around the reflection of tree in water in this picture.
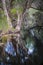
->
[30,29,43,65]
[0,28,43,65]
[0,21,42,64]
[4,41,16,56]
[1,36,34,65]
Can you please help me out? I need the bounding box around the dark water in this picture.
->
[4,41,16,56]
[0,39,43,65]
[0,41,34,65]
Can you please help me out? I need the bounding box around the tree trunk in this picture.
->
[2,0,13,29]
[15,11,23,53]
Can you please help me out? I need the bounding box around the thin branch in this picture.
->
[31,6,43,12]
[0,25,43,37]
[26,25,43,31]
[23,0,28,14]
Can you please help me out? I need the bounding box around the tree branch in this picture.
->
[26,25,43,31]
[23,0,35,17]
[31,6,43,12]
[2,0,13,29]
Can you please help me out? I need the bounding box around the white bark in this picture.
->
[15,11,23,43]
[15,11,23,53]
[2,0,13,29]
[16,11,22,32]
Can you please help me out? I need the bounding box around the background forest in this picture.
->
[0,0,43,65]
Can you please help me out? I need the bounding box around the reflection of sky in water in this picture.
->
[4,41,16,56]
[26,43,34,55]
[30,29,34,36]
[28,43,34,54]
[0,62,4,65]
[7,57,10,61]
[26,29,35,55]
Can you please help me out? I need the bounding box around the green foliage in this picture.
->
[11,8,17,14]
[25,37,35,48]
[0,16,8,31]
[2,36,7,43]
[29,8,38,15]
[11,7,23,14]
[15,0,25,4]
[0,10,4,18]
[0,10,8,31]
